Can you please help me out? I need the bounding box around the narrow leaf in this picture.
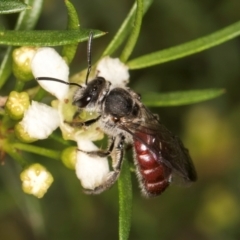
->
[142,89,225,107]
[120,0,143,63]
[127,20,240,69]
[0,29,106,46]
[15,0,44,30]
[0,0,44,89]
[102,0,153,57]
[0,47,13,89]
[118,160,132,240]
[0,0,30,14]
[62,0,80,64]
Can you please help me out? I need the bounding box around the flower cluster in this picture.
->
[12,46,130,197]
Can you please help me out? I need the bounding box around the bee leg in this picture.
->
[83,115,101,126]
[64,115,101,127]
[83,135,125,195]
[111,135,125,170]
[153,113,160,120]
[78,137,115,158]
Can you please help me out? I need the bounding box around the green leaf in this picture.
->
[127,20,240,69]
[0,29,106,46]
[118,160,132,240]
[0,0,30,14]
[0,47,13,89]
[142,89,225,107]
[62,0,80,64]
[0,0,44,89]
[102,0,153,57]
[120,0,144,63]
[15,0,44,31]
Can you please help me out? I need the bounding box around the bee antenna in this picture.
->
[85,31,94,85]
[36,77,82,88]
[36,32,94,88]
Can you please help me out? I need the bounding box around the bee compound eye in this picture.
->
[113,117,119,122]
[75,96,91,108]
[92,86,97,92]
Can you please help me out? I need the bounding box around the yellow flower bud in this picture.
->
[5,91,30,120]
[12,47,37,82]
[15,123,37,143]
[61,146,77,169]
[20,163,54,198]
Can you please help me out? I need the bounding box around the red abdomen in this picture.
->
[134,132,172,197]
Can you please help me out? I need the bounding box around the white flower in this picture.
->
[29,48,122,192]
[20,163,54,198]
[31,47,69,100]
[75,139,110,190]
[96,56,129,87]
[31,47,75,140]
[29,48,95,142]
[20,101,60,139]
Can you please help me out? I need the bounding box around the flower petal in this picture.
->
[75,139,110,190]
[31,47,69,100]
[20,101,60,139]
[96,56,129,87]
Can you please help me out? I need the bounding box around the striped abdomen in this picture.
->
[134,132,172,197]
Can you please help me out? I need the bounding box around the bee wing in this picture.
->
[119,106,197,182]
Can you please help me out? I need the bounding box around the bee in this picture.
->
[37,33,197,197]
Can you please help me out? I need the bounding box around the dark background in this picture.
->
[1,0,240,239]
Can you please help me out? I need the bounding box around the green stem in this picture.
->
[118,160,132,240]
[14,80,25,92]
[2,139,28,167]
[120,0,143,63]
[0,115,16,135]
[49,133,72,146]
[32,87,46,101]
[12,142,61,160]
